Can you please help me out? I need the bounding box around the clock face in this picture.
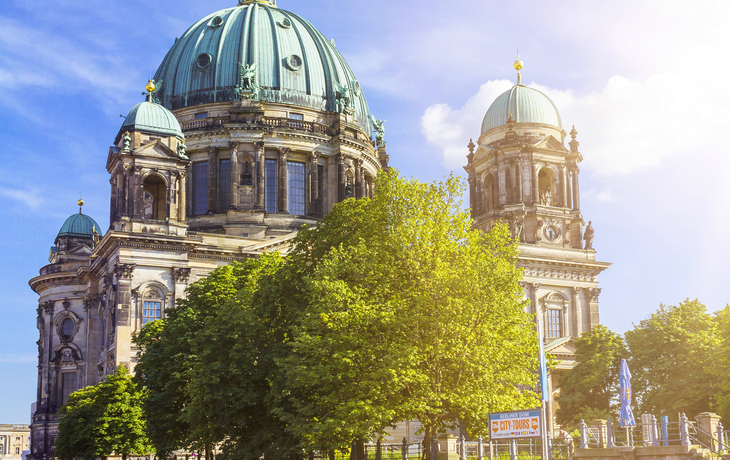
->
[546,225,559,241]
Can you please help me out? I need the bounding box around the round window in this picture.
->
[196,53,212,71]
[285,55,302,71]
[61,318,75,339]
[210,16,224,28]
[278,17,292,28]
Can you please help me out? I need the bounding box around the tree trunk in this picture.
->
[205,444,213,460]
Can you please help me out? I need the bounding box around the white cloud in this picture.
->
[421,71,729,176]
[0,185,44,210]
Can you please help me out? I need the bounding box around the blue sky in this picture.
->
[1,0,729,424]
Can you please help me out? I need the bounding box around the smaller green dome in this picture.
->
[482,84,562,133]
[57,212,103,240]
[120,101,184,139]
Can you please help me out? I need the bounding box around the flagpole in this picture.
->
[537,318,550,460]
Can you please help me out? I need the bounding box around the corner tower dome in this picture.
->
[119,100,184,140]
[153,0,372,132]
[56,212,103,240]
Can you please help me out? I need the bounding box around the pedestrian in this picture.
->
[559,428,575,457]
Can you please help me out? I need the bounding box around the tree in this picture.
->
[709,305,730,421]
[274,170,540,454]
[136,170,540,459]
[555,325,628,428]
[55,366,152,460]
[135,254,296,460]
[624,299,718,418]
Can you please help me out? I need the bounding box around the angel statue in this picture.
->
[333,81,353,114]
[372,116,386,145]
[235,62,259,100]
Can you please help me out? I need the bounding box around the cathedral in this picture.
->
[27,1,607,458]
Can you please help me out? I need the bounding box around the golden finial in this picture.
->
[514,50,524,86]
[145,79,156,93]
[78,196,85,213]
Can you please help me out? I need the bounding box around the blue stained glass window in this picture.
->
[193,161,209,216]
[287,162,305,215]
[219,159,230,210]
[143,301,162,325]
[265,159,277,213]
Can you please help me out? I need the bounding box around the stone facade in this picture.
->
[464,85,611,435]
[0,425,30,460]
[29,78,385,460]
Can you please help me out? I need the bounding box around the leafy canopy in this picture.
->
[55,366,152,460]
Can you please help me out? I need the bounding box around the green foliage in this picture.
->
[709,305,730,421]
[276,170,539,450]
[624,299,718,418]
[55,366,152,460]
[555,325,628,428]
[136,169,539,458]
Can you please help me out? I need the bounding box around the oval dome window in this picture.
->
[196,53,212,71]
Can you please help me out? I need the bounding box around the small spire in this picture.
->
[513,52,524,86]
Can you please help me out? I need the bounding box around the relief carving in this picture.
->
[173,267,192,283]
[114,263,136,280]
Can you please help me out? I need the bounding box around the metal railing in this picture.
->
[180,115,333,136]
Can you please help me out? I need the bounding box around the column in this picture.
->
[278,148,290,213]
[207,147,217,213]
[113,263,135,371]
[563,304,570,338]
[178,171,187,222]
[185,164,193,218]
[571,164,581,211]
[124,166,133,218]
[355,159,363,199]
[109,176,117,224]
[308,151,320,217]
[516,156,523,204]
[532,161,540,204]
[165,171,172,220]
[255,142,265,210]
[133,166,143,219]
[571,287,582,336]
[337,154,346,203]
[566,169,573,210]
[230,142,240,209]
[530,283,540,316]
[468,177,476,219]
[560,163,568,208]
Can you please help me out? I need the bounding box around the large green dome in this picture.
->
[481,84,562,133]
[57,212,103,240]
[153,0,372,132]
[120,101,184,139]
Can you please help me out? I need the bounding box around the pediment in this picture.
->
[106,146,121,170]
[546,337,577,356]
[133,140,179,159]
[67,244,94,256]
[473,145,495,162]
[533,135,568,152]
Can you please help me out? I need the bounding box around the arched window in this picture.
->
[143,174,167,220]
[538,167,557,206]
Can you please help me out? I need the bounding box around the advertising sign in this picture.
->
[489,409,541,439]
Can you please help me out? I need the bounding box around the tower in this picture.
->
[464,58,610,432]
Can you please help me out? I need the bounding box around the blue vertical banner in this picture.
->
[619,359,636,427]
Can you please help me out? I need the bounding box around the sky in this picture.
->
[1,0,729,424]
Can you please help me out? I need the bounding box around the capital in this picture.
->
[114,263,136,280]
[228,141,240,152]
[254,141,265,151]
[308,150,321,163]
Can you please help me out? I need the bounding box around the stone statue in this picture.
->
[345,176,353,198]
[92,225,100,248]
[143,193,154,219]
[334,81,353,114]
[122,131,131,150]
[371,116,386,145]
[540,188,552,206]
[583,221,594,250]
[512,220,523,242]
[241,161,252,186]
[178,140,188,159]
[235,62,260,100]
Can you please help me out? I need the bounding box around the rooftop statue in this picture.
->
[235,62,260,100]
[334,81,353,114]
[372,116,386,145]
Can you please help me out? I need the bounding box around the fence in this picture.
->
[579,414,728,460]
